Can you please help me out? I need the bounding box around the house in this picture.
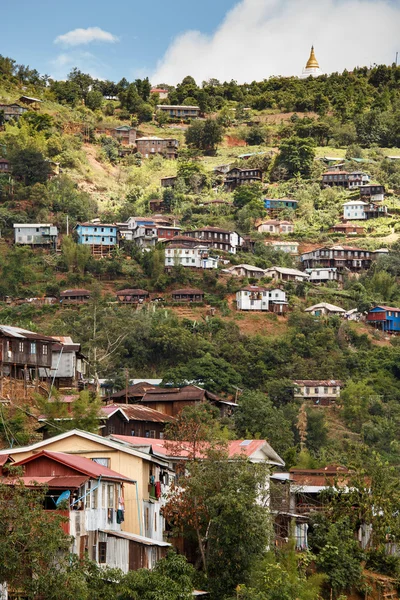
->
[348,171,371,189]
[172,288,205,302]
[13,223,58,248]
[293,379,342,405]
[136,137,179,159]
[257,220,294,235]
[226,264,266,279]
[224,167,263,191]
[116,289,149,304]
[0,324,53,381]
[134,385,237,419]
[111,436,285,468]
[236,286,287,313]
[0,429,174,544]
[120,218,158,249]
[149,198,164,212]
[19,95,42,109]
[300,245,373,271]
[100,404,175,439]
[111,126,137,146]
[266,241,299,255]
[160,176,177,188]
[366,305,400,332]
[305,302,346,317]
[0,158,10,172]
[305,268,342,284]
[264,267,308,282]
[264,199,298,215]
[151,88,169,100]
[110,381,159,404]
[164,235,201,248]
[156,224,181,240]
[271,465,352,549]
[75,223,119,256]
[38,336,87,389]
[321,170,349,187]
[182,227,243,254]
[60,289,91,304]
[156,104,200,119]
[165,245,219,269]
[363,203,388,219]
[0,103,28,121]
[342,200,368,220]
[360,185,385,202]
[330,222,365,235]
[0,450,139,568]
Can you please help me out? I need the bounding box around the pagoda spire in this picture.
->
[306,45,320,69]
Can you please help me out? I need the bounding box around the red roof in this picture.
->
[13,451,133,482]
[112,437,271,459]
[172,288,204,295]
[116,289,149,296]
[369,305,400,312]
[1,475,88,489]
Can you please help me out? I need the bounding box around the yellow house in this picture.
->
[0,429,173,539]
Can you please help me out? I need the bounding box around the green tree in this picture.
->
[276,136,315,178]
[9,148,51,185]
[233,182,264,208]
[185,118,224,155]
[86,89,103,111]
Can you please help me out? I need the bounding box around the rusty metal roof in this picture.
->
[101,404,174,423]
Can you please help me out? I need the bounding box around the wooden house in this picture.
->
[160,176,177,188]
[38,336,87,389]
[0,103,28,121]
[0,324,53,381]
[300,245,374,272]
[111,126,137,146]
[138,385,237,418]
[224,167,262,191]
[0,158,10,173]
[366,305,400,333]
[330,222,365,235]
[60,289,91,304]
[156,104,200,119]
[136,137,179,159]
[116,289,149,304]
[171,288,205,302]
[101,404,175,439]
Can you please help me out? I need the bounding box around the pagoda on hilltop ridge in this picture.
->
[301,45,322,78]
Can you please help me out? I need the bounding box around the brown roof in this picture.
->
[101,404,175,423]
[289,465,351,486]
[240,286,268,292]
[116,289,149,296]
[142,385,213,403]
[323,171,349,175]
[167,235,201,243]
[294,380,343,386]
[60,289,91,297]
[110,382,157,400]
[172,288,204,295]
[192,226,231,234]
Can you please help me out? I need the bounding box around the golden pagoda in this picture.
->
[306,46,319,69]
[301,45,322,78]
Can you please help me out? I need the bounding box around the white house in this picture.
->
[293,379,342,405]
[165,245,219,269]
[305,302,346,317]
[14,223,58,248]
[305,268,342,284]
[348,172,371,190]
[257,220,294,235]
[266,241,299,255]
[343,200,368,220]
[236,286,287,312]
[264,267,308,282]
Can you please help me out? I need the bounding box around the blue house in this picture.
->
[366,305,400,332]
[75,223,119,256]
[264,198,298,211]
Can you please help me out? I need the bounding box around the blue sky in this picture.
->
[2,0,400,85]
[1,0,235,82]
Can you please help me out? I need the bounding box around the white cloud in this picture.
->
[151,0,400,85]
[54,26,119,47]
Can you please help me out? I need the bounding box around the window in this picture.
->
[332,387,337,394]
[108,424,115,434]
[85,481,91,509]
[42,345,48,355]
[305,387,310,395]
[150,430,156,438]
[107,484,115,509]
[314,388,319,394]
[18,342,24,352]
[92,457,110,467]
[131,430,135,436]
[30,342,36,355]
[324,387,328,394]
[98,542,107,564]
[91,486,98,509]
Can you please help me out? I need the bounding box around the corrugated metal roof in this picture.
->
[14,451,134,482]
[100,530,171,546]
[101,404,175,423]
[0,325,54,341]
[294,380,343,386]
[60,289,91,297]
[116,289,149,296]
[172,288,204,295]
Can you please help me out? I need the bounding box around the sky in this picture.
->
[1,0,400,85]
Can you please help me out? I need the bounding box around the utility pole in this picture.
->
[125,368,129,404]
[66,214,69,236]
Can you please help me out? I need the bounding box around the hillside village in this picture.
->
[2,47,400,600]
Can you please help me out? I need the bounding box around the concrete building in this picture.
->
[165,245,219,269]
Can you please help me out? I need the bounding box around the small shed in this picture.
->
[60,289,91,304]
[172,288,204,302]
[305,302,346,317]
[116,289,149,304]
